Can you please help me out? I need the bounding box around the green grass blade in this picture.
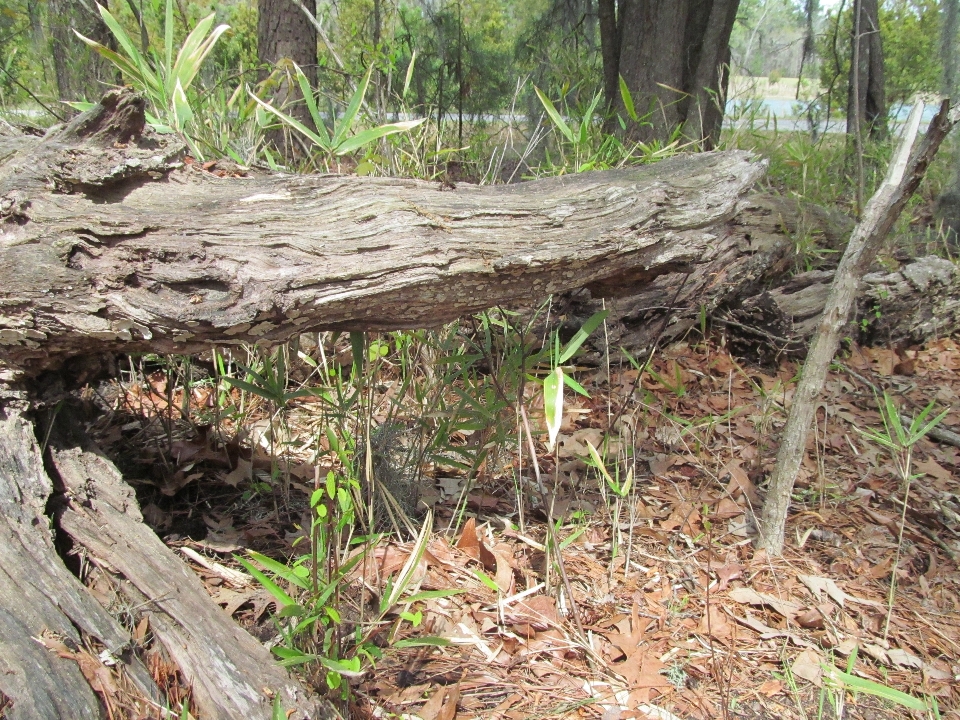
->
[557,309,608,364]
[335,119,425,155]
[248,90,327,147]
[333,66,372,149]
[535,86,574,142]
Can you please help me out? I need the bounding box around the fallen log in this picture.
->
[0,90,764,381]
[0,90,766,718]
[724,254,960,358]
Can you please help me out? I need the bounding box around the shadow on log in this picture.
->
[0,90,766,718]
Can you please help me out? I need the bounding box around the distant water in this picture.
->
[724,97,940,133]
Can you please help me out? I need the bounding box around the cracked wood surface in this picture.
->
[0,90,765,379]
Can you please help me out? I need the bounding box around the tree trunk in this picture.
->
[935,0,960,250]
[598,0,620,113]
[0,89,766,382]
[47,0,116,102]
[759,101,955,556]
[257,0,318,145]
[846,0,886,141]
[612,0,740,147]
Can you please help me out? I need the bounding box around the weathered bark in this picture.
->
[728,256,960,356]
[0,89,766,382]
[609,0,740,147]
[47,409,340,720]
[258,0,318,143]
[846,0,886,141]
[0,88,768,717]
[0,395,162,719]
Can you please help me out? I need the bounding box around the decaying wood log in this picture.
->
[727,255,960,356]
[0,90,765,381]
[0,395,162,719]
[0,90,768,718]
[47,410,340,720]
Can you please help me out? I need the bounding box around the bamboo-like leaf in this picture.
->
[235,557,296,607]
[244,549,309,590]
[823,666,927,711]
[579,91,603,147]
[385,510,433,609]
[335,119,425,155]
[248,90,328,148]
[619,75,638,122]
[402,51,417,100]
[174,20,229,95]
[333,66,373,148]
[585,439,613,485]
[535,86,574,142]
[557,309,608,364]
[544,366,563,452]
[562,372,590,397]
[171,78,192,132]
[294,64,332,148]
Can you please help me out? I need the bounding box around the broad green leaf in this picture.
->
[244,549,309,590]
[171,78,192,132]
[235,557,296,607]
[535,86,574,142]
[562,373,590,397]
[404,588,465,603]
[402,50,417,99]
[544,366,563,452]
[333,66,372,148]
[317,655,363,677]
[473,568,499,591]
[823,666,927,711]
[619,75,638,122]
[585,439,612,485]
[294,64,332,148]
[578,91,603,146]
[248,91,328,148]
[558,310,608,364]
[335,119,426,155]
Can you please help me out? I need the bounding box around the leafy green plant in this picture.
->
[74,0,228,144]
[542,309,608,451]
[856,393,948,640]
[249,64,424,167]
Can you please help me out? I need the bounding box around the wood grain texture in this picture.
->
[0,90,765,378]
[0,398,160,720]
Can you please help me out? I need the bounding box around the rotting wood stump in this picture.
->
[0,89,767,719]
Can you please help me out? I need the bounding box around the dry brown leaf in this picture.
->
[714,562,743,591]
[697,605,733,641]
[456,517,480,560]
[728,587,802,620]
[790,648,824,686]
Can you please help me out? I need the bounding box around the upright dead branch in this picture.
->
[758,100,958,555]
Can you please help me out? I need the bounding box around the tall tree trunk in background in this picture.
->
[602,0,740,148]
[598,0,620,114]
[47,0,116,102]
[936,0,960,250]
[257,0,318,146]
[846,0,885,141]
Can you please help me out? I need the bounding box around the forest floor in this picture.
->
[87,334,960,720]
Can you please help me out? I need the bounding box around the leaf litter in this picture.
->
[84,336,960,720]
